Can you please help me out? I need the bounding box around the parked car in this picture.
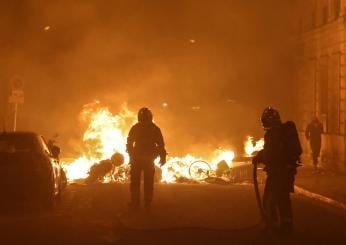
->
[0,132,67,207]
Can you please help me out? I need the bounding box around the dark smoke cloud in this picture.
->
[0,0,299,156]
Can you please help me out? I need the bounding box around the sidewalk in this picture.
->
[295,165,346,204]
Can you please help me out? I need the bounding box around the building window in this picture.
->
[322,4,329,24]
[334,0,341,19]
[317,57,329,132]
[321,68,328,115]
[317,54,341,134]
[328,54,341,134]
[315,0,329,26]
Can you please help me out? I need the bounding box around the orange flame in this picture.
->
[244,136,264,156]
[63,101,251,183]
[64,101,136,180]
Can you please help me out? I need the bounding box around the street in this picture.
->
[0,183,345,244]
[1,1,346,244]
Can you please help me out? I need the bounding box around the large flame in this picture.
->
[244,136,264,156]
[64,101,136,180]
[63,101,250,183]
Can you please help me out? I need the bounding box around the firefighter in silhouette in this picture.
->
[127,108,167,208]
[127,107,166,209]
[86,152,125,184]
[253,107,302,236]
[305,117,323,169]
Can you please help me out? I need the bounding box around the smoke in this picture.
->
[0,0,299,156]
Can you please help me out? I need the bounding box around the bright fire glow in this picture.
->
[211,150,235,167]
[63,101,246,183]
[244,136,264,156]
[159,155,200,183]
[158,150,235,183]
[64,101,136,180]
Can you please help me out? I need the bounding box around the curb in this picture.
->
[295,185,346,211]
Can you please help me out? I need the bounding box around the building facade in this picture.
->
[297,0,346,171]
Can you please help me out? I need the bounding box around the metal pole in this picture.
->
[13,103,18,132]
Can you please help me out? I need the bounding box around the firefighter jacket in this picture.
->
[126,122,166,162]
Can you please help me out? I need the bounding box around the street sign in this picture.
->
[10,77,24,91]
[8,77,24,131]
[8,78,24,105]
[8,90,24,104]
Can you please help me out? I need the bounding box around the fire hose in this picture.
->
[252,161,266,223]
[116,163,265,233]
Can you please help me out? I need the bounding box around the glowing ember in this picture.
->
[244,136,264,156]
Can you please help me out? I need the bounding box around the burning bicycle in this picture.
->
[162,158,233,183]
[188,160,213,181]
[189,159,254,183]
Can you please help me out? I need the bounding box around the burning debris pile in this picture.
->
[63,101,136,181]
[86,152,125,184]
[63,101,264,184]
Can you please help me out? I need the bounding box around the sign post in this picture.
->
[8,78,24,132]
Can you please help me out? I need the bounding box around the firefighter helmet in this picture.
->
[261,107,281,129]
[138,107,153,123]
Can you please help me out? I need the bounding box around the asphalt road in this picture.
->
[0,183,345,244]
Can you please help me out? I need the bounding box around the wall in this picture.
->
[297,0,346,171]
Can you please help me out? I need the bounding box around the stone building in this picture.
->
[296,0,346,171]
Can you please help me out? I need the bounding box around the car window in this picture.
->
[0,134,40,153]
